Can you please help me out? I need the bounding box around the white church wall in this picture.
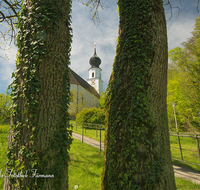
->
[69,84,99,115]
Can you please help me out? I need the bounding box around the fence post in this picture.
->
[172,103,183,160]
[178,134,183,160]
[96,126,98,138]
[76,121,77,131]
[100,128,101,153]
[196,134,200,165]
[82,125,83,143]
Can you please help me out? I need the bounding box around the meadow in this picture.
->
[0,124,200,189]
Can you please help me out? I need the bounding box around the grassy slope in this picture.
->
[0,124,200,189]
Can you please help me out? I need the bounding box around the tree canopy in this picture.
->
[167,15,200,132]
[0,90,12,124]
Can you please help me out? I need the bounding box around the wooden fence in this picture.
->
[73,121,105,153]
[169,132,200,166]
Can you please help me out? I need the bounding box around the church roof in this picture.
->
[70,68,100,99]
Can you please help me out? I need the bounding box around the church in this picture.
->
[68,43,103,117]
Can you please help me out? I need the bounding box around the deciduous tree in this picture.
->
[0,90,12,124]
[101,0,176,189]
[99,91,106,110]
[167,15,200,132]
[69,88,88,116]
[3,0,73,189]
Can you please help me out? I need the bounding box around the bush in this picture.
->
[76,107,105,127]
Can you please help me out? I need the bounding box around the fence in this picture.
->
[169,132,200,166]
[72,121,105,153]
[71,122,200,166]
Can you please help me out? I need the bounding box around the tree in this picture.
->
[167,60,196,132]
[4,0,73,189]
[0,90,12,124]
[101,0,176,189]
[76,107,105,125]
[167,16,200,132]
[99,91,107,110]
[69,88,88,116]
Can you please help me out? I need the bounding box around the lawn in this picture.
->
[0,125,10,189]
[70,120,105,143]
[170,135,200,172]
[70,120,200,172]
[0,124,200,189]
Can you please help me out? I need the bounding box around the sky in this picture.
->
[0,0,199,95]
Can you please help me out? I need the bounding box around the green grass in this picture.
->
[69,138,103,190]
[0,124,200,189]
[175,177,200,189]
[70,120,105,143]
[70,120,200,172]
[170,135,200,171]
[0,125,10,189]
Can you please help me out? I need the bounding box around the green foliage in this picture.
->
[6,0,73,189]
[0,90,12,124]
[99,91,107,110]
[169,47,184,63]
[101,0,171,189]
[76,107,105,126]
[69,88,88,116]
[167,15,200,132]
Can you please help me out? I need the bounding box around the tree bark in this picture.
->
[4,0,72,189]
[101,0,176,189]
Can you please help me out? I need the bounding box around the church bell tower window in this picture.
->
[92,72,94,77]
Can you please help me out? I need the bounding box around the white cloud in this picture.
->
[0,41,17,92]
[167,17,195,50]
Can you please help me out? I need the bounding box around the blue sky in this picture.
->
[0,0,199,95]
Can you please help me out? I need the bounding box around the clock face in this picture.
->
[91,80,95,85]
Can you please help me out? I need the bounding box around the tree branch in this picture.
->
[77,0,105,24]
[3,0,18,16]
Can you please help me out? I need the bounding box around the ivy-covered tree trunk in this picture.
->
[4,0,73,189]
[101,0,176,190]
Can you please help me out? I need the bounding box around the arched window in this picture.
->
[92,72,94,77]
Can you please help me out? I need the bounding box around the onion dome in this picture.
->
[89,42,101,68]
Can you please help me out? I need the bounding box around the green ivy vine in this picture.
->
[7,0,73,189]
[102,0,165,189]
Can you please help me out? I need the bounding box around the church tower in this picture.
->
[87,42,103,96]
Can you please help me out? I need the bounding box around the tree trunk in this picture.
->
[101,0,176,189]
[4,0,73,189]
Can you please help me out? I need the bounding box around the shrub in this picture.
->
[76,107,105,127]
